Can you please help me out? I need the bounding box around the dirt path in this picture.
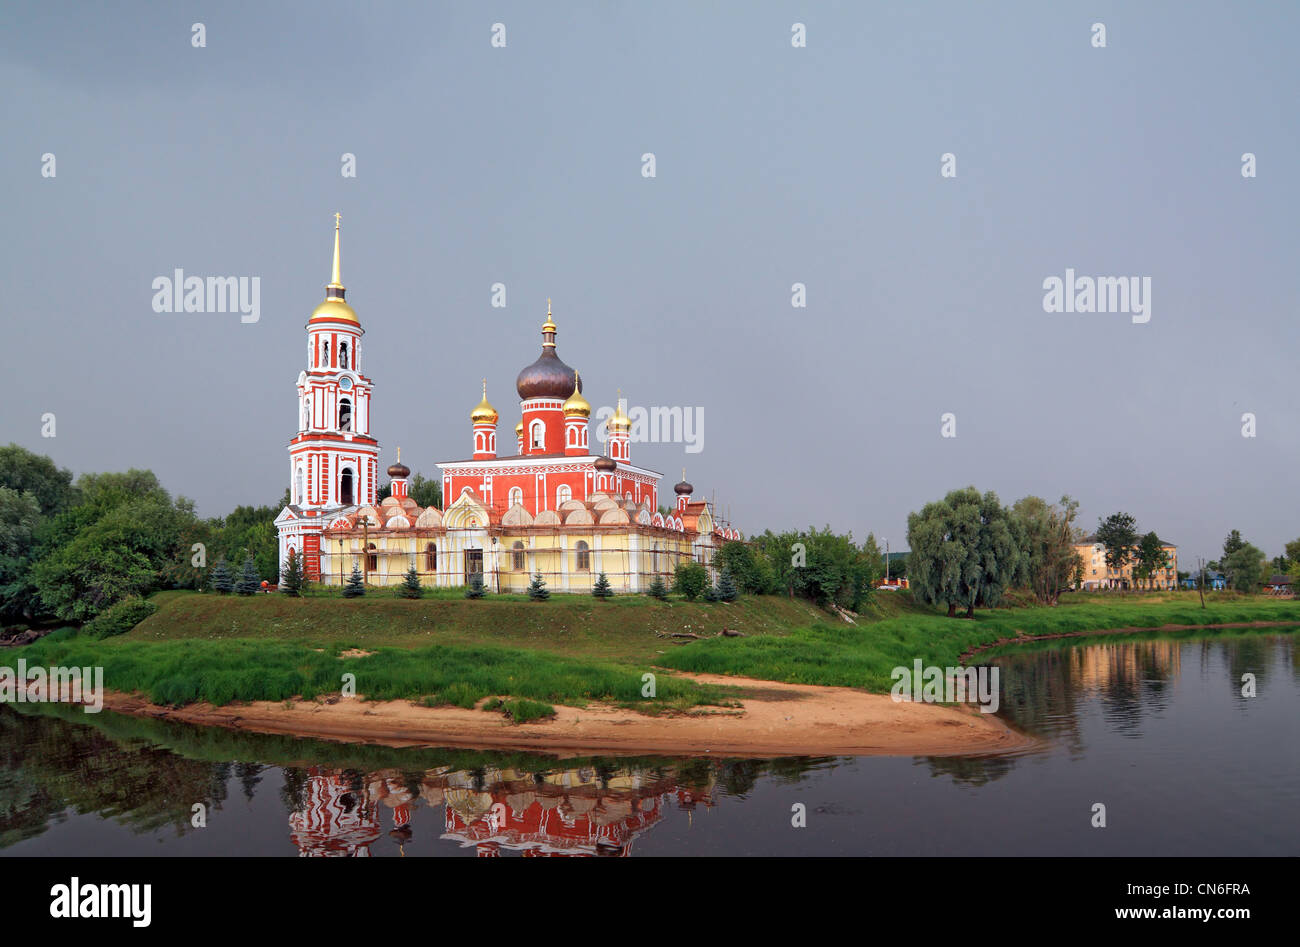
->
[96,673,1035,759]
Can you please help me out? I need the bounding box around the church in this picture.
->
[275,220,740,593]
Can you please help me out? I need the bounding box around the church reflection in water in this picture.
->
[287,764,716,857]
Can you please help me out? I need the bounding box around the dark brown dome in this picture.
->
[387,461,410,479]
[674,479,693,496]
[594,455,616,472]
[517,348,582,401]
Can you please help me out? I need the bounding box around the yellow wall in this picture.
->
[1074,542,1179,590]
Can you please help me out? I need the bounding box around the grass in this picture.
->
[658,596,1300,691]
[19,629,740,720]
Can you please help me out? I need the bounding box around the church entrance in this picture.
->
[464,548,483,584]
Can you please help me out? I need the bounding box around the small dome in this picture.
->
[470,381,498,424]
[608,399,631,433]
[310,298,358,324]
[593,455,616,472]
[562,372,590,418]
[387,461,410,479]
[674,479,693,496]
[515,420,523,435]
[516,301,582,400]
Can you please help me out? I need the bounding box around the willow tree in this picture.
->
[1011,495,1083,604]
[907,487,1025,618]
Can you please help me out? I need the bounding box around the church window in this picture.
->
[556,484,572,507]
[509,487,523,507]
[295,466,304,504]
[340,467,355,505]
[575,540,591,572]
[322,340,329,366]
[367,542,377,573]
[512,541,526,571]
[425,543,437,571]
[339,398,352,432]
[530,420,545,449]
[339,342,348,369]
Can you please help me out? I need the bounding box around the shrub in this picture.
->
[592,572,613,598]
[717,568,739,602]
[464,574,486,599]
[81,595,157,639]
[646,574,669,600]
[280,550,305,597]
[234,556,261,596]
[673,561,708,601]
[209,558,235,594]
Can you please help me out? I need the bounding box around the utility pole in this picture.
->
[884,538,890,583]
[362,515,370,585]
[1197,556,1206,609]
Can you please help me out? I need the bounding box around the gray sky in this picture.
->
[2,1,1296,563]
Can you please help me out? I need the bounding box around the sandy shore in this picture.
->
[97,674,1035,759]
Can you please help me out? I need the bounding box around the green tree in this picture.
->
[1222,530,1246,561]
[527,573,550,601]
[1134,532,1170,590]
[592,572,613,598]
[907,487,1024,618]
[280,550,305,597]
[1011,495,1084,604]
[673,561,708,600]
[235,556,261,596]
[646,574,669,600]
[343,564,365,598]
[1285,538,1300,566]
[0,487,42,621]
[0,444,77,516]
[209,558,235,594]
[398,565,423,599]
[712,541,775,594]
[1096,512,1139,587]
[1222,542,1265,592]
[464,574,486,599]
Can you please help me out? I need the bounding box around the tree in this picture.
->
[1011,495,1084,604]
[280,550,305,596]
[673,561,708,601]
[1222,530,1246,561]
[0,486,42,621]
[209,558,235,594]
[343,564,365,598]
[1095,512,1139,588]
[907,487,1024,618]
[646,574,669,600]
[748,526,878,610]
[464,574,486,599]
[712,541,775,594]
[1134,532,1170,589]
[527,573,550,601]
[235,556,261,596]
[702,580,721,602]
[1222,542,1265,592]
[717,568,739,602]
[0,444,77,516]
[592,572,613,598]
[1285,538,1300,566]
[399,565,423,599]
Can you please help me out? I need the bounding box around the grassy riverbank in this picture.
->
[14,590,1300,718]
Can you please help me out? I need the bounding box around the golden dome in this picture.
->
[562,372,590,418]
[310,215,359,324]
[515,421,524,435]
[470,379,498,424]
[608,395,631,432]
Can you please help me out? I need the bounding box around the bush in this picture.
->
[527,573,550,601]
[592,573,613,598]
[81,595,157,639]
[209,558,235,594]
[464,574,486,599]
[280,550,305,597]
[674,562,708,601]
[717,568,739,602]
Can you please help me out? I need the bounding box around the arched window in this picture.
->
[425,542,437,571]
[340,468,355,505]
[530,420,545,449]
[339,398,352,432]
[575,540,590,572]
[556,484,572,507]
[509,487,523,507]
[475,431,485,452]
[512,541,526,571]
[301,399,310,431]
[366,542,377,573]
[295,466,304,504]
[339,342,348,369]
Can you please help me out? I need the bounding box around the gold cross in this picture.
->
[334,212,341,228]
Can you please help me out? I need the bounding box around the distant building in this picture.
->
[1265,574,1293,594]
[1073,534,1179,590]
